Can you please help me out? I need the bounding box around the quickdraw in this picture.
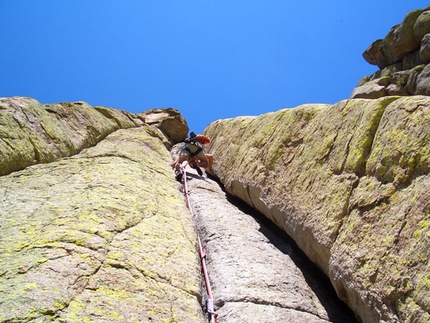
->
[179,164,218,322]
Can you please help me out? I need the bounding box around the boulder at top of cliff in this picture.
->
[420,33,430,62]
[354,6,430,99]
[362,8,427,69]
[382,9,423,66]
[139,108,189,143]
[350,76,391,99]
[414,9,430,41]
[416,63,430,95]
[203,96,430,323]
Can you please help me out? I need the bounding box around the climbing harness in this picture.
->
[179,165,218,322]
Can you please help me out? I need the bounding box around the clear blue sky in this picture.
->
[1,1,428,134]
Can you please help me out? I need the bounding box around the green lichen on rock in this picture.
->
[204,95,430,323]
[367,96,430,185]
[343,96,400,176]
[332,172,430,322]
[0,125,203,322]
[0,97,143,177]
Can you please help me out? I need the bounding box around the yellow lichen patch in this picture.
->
[60,296,92,322]
[344,97,399,175]
[95,285,135,301]
[413,218,430,240]
[205,95,430,322]
[1,107,203,322]
[367,96,430,184]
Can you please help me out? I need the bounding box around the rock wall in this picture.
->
[0,98,202,322]
[351,6,430,99]
[203,96,430,323]
[186,172,357,323]
[0,97,188,177]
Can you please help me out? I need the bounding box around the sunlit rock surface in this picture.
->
[186,173,357,323]
[0,98,204,322]
[352,6,430,98]
[0,97,151,176]
[204,96,430,323]
[139,107,189,143]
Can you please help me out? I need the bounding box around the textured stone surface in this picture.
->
[0,97,134,176]
[185,170,357,323]
[382,10,423,66]
[402,49,425,70]
[351,62,430,98]
[350,77,390,99]
[0,126,204,323]
[414,10,430,41]
[94,105,142,128]
[421,33,430,63]
[139,108,189,143]
[0,97,180,177]
[354,7,430,99]
[416,63,430,95]
[203,96,430,323]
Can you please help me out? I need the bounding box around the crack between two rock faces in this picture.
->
[319,98,396,239]
[330,99,393,244]
[217,298,331,322]
[359,97,409,181]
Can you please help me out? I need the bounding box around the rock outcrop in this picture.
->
[139,108,189,143]
[351,6,430,99]
[204,96,430,323]
[0,97,186,177]
[0,98,202,322]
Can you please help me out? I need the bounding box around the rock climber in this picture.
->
[171,132,214,176]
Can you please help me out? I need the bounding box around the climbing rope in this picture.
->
[180,165,218,323]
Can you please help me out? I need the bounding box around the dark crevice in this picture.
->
[205,173,358,322]
[338,135,354,175]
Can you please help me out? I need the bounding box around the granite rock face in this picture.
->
[0,98,204,322]
[0,97,179,177]
[186,172,357,323]
[203,96,430,323]
[1,97,360,323]
[352,6,430,99]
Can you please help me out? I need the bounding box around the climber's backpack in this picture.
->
[182,132,210,157]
